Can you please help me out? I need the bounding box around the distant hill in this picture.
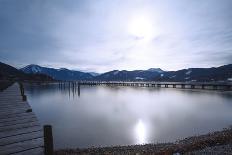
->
[94,65,232,82]
[0,62,25,80]
[18,64,232,82]
[0,62,54,81]
[95,69,163,81]
[21,64,93,81]
[154,64,232,82]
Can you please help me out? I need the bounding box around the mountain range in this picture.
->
[0,62,231,82]
[0,62,53,81]
[20,64,232,82]
[21,64,93,81]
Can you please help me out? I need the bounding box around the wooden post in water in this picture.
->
[44,125,54,155]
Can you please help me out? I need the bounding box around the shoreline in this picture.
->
[55,127,232,155]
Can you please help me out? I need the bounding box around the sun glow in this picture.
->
[128,16,154,39]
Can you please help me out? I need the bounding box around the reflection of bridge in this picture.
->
[60,81,232,91]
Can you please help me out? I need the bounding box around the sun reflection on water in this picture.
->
[134,119,146,144]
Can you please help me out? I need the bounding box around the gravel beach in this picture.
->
[55,127,232,155]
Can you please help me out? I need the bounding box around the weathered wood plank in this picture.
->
[0,121,40,132]
[0,104,31,113]
[0,110,33,117]
[0,131,43,146]
[0,104,31,111]
[0,115,36,123]
[0,138,44,155]
[0,126,42,139]
[0,102,29,106]
[0,112,36,120]
[0,102,28,107]
[11,147,44,155]
[0,99,25,102]
[0,117,38,127]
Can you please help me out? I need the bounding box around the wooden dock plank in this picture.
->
[11,147,44,155]
[0,126,42,139]
[0,103,29,108]
[0,110,33,118]
[0,131,43,146]
[0,112,36,120]
[0,121,40,132]
[0,138,44,155]
[0,83,44,155]
[0,106,31,113]
[0,117,38,127]
[0,115,36,123]
[0,103,30,108]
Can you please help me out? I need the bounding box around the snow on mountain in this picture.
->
[135,77,145,80]
[185,70,192,75]
[113,70,119,75]
[88,72,100,76]
[170,75,176,78]
[147,68,164,73]
[22,64,42,73]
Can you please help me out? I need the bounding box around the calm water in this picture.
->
[24,83,232,149]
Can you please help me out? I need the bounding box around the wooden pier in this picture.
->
[0,83,53,155]
[60,81,232,91]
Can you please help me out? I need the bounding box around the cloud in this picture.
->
[0,0,232,72]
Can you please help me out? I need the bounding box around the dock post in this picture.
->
[44,125,54,155]
[213,85,217,90]
[19,83,27,101]
[22,95,27,101]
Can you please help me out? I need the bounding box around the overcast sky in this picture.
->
[0,0,232,72]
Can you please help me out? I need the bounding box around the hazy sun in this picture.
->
[128,16,153,39]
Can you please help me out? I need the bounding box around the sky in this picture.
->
[0,0,232,73]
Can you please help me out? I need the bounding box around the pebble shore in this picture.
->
[55,127,232,155]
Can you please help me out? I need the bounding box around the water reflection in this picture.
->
[135,119,146,144]
[24,83,232,149]
[58,82,81,99]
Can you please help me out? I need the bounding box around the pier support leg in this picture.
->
[22,95,27,101]
[44,125,54,155]
[213,85,217,90]
[202,85,205,89]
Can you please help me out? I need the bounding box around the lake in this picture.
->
[24,83,232,149]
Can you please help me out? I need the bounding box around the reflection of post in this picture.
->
[68,82,70,98]
[72,82,74,98]
[78,84,80,97]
